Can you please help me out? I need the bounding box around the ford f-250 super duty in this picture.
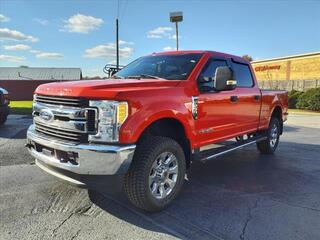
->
[26,51,288,212]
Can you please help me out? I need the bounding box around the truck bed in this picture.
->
[259,89,288,130]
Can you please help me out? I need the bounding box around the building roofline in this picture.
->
[252,52,320,64]
[0,67,81,70]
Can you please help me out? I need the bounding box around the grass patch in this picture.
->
[9,101,33,115]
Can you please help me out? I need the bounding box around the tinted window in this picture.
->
[115,54,202,80]
[232,62,254,87]
[198,59,227,92]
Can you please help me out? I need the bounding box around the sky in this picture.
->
[0,0,319,77]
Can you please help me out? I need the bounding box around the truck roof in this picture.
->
[152,50,248,63]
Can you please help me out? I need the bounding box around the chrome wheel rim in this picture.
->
[149,152,178,199]
[270,124,278,147]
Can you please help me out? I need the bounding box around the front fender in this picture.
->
[119,102,195,146]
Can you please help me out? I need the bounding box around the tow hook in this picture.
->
[25,143,32,148]
[25,142,34,149]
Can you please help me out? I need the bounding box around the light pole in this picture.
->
[170,12,183,51]
[116,18,119,70]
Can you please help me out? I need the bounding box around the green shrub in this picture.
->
[296,88,320,111]
[288,90,304,109]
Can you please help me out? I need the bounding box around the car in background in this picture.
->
[0,87,10,126]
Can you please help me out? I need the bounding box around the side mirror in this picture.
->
[214,66,237,91]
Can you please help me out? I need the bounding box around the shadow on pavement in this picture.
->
[85,139,320,239]
[283,125,300,132]
[0,115,32,139]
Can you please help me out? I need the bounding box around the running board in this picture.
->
[197,135,267,162]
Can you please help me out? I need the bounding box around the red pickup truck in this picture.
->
[27,51,288,212]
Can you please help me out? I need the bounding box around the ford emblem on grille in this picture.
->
[39,109,54,122]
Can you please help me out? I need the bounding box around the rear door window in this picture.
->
[232,61,254,87]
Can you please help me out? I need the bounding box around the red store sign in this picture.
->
[255,65,281,72]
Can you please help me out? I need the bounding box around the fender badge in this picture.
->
[192,96,198,120]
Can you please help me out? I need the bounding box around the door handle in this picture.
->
[254,95,261,101]
[230,96,238,102]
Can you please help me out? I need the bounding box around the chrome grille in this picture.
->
[35,95,89,107]
[33,95,96,143]
[35,122,88,142]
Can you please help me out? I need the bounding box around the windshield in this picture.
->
[115,53,203,80]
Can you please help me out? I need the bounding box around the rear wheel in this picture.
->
[124,136,186,212]
[257,117,280,154]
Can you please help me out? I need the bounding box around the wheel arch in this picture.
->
[271,105,283,134]
[137,117,192,168]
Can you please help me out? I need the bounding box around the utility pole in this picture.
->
[116,18,119,70]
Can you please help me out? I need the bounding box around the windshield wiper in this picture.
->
[126,74,165,80]
[139,74,164,79]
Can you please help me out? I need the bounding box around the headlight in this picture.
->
[1,88,9,105]
[3,94,9,105]
[89,100,128,143]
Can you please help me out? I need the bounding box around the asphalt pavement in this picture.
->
[1,114,319,240]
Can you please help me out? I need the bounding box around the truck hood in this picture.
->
[35,79,181,99]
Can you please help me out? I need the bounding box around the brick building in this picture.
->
[0,67,82,100]
[251,52,320,81]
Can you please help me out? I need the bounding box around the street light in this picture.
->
[170,11,183,51]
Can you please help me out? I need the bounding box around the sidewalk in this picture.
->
[288,109,320,116]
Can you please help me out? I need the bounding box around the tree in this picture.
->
[242,55,253,62]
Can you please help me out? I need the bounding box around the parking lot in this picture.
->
[1,114,320,240]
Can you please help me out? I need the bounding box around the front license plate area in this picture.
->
[42,147,54,157]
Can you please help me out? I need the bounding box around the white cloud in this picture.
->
[33,18,49,26]
[0,54,25,62]
[83,68,104,77]
[35,52,63,59]
[29,49,63,59]
[163,46,175,51]
[30,50,41,54]
[0,14,10,22]
[147,27,174,39]
[4,44,31,51]
[119,40,134,45]
[0,28,39,42]
[107,60,117,65]
[169,34,178,40]
[61,14,104,34]
[84,42,133,59]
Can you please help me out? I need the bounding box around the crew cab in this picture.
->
[26,51,288,212]
[0,87,10,126]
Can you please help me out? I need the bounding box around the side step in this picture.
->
[197,135,267,162]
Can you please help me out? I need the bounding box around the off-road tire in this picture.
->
[124,136,186,212]
[257,117,281,154]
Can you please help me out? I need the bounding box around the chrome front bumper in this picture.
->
[27,125,136,179]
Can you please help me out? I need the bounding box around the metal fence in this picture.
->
[258,79,320,91]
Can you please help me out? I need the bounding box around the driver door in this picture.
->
[195,57,240,146]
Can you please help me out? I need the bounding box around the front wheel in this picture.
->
[257,117,281,154]
[124,136,186,212]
